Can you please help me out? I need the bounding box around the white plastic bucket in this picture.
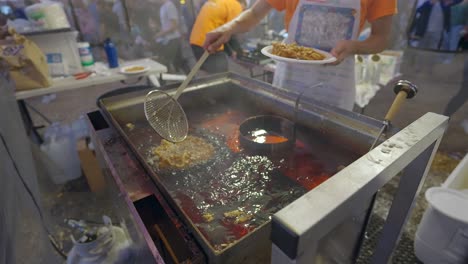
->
[40,123,81,184]
[414,187,468,264]
[443,154,468,190]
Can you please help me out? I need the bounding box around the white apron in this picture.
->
[273,0,361,111]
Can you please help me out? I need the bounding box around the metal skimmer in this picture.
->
[144,51,209,142]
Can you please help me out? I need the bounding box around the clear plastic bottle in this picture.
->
[71,115,89,141]
[369,54,382,85]
[355,55,365,84]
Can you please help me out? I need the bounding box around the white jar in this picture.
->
[77,42,94,69]
[414,187,468,264]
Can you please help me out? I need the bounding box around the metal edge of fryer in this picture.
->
[270,112,449,263]
[95,104,224,260]
[97,72,397,153]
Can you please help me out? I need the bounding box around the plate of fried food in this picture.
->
[261,42,337,64]
[120,65,150,75]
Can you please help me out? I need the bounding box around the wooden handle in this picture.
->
[174,51,209,99]
[384,91,408,122]
[153,224,180,264]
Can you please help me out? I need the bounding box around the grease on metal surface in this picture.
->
[124,109,352,252]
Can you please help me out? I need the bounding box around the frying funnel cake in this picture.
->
[272,42,326,61]
[151,136,215,169]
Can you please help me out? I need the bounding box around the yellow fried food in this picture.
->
[223,210,243,218]
[152,136,215,169]
[234,214,252,224]
[271,42,326,61]
[126,123,135,131]
[203,213,214,223]
[125,66,145,72]
[224,210,253,224]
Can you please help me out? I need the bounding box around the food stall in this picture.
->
[2,1,462,263]
[85,73,448,263]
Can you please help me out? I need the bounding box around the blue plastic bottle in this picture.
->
[104,38,119,68]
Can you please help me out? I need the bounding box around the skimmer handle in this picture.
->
[384,80,418,123]
[174,51,210,99]
[384,91,407,122]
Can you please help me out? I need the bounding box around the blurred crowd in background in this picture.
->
[0,0,285,73]
[409,0,468,51]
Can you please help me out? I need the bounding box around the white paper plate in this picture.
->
[120,65,150,75]
[261,46,337,65]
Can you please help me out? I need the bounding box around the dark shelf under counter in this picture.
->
[21,28,73,36]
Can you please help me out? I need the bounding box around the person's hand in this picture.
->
[203,26,234,53]
[329,40,357,66]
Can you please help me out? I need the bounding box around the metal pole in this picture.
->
[17,100,43,144]
[67,0,83,41]
[122,0,131,33]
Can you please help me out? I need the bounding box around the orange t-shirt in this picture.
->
[190,0,243,50]
[266,0,397,33]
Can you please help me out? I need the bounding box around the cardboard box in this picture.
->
[77,139,106,193]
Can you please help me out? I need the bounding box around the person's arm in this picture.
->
[156,19,178,38]
[204,0,272,52]
[441,0,463,8]
[330,15,393,65]
[417,1,431,12]
[156,4,179,38]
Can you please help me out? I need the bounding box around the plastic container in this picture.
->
[67,216,133,264]
[414,187,468,263]
[355,55,365,84]
[415,154,468,263]
[40,123,82,184]
[46,53,69,77]
[71,115,90,141]
[443,154,468,190]
[25,2,70,30]
[369,54,382,85]
[77,42,94,69]
[104,38,119,69]
[28,30,82,74]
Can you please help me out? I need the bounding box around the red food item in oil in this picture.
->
[221,219,256,240]
[248,134,288,144]
[280,143,331,191]
[264,135,288,144]
[226,129,241,153]
[201,111,244,153]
